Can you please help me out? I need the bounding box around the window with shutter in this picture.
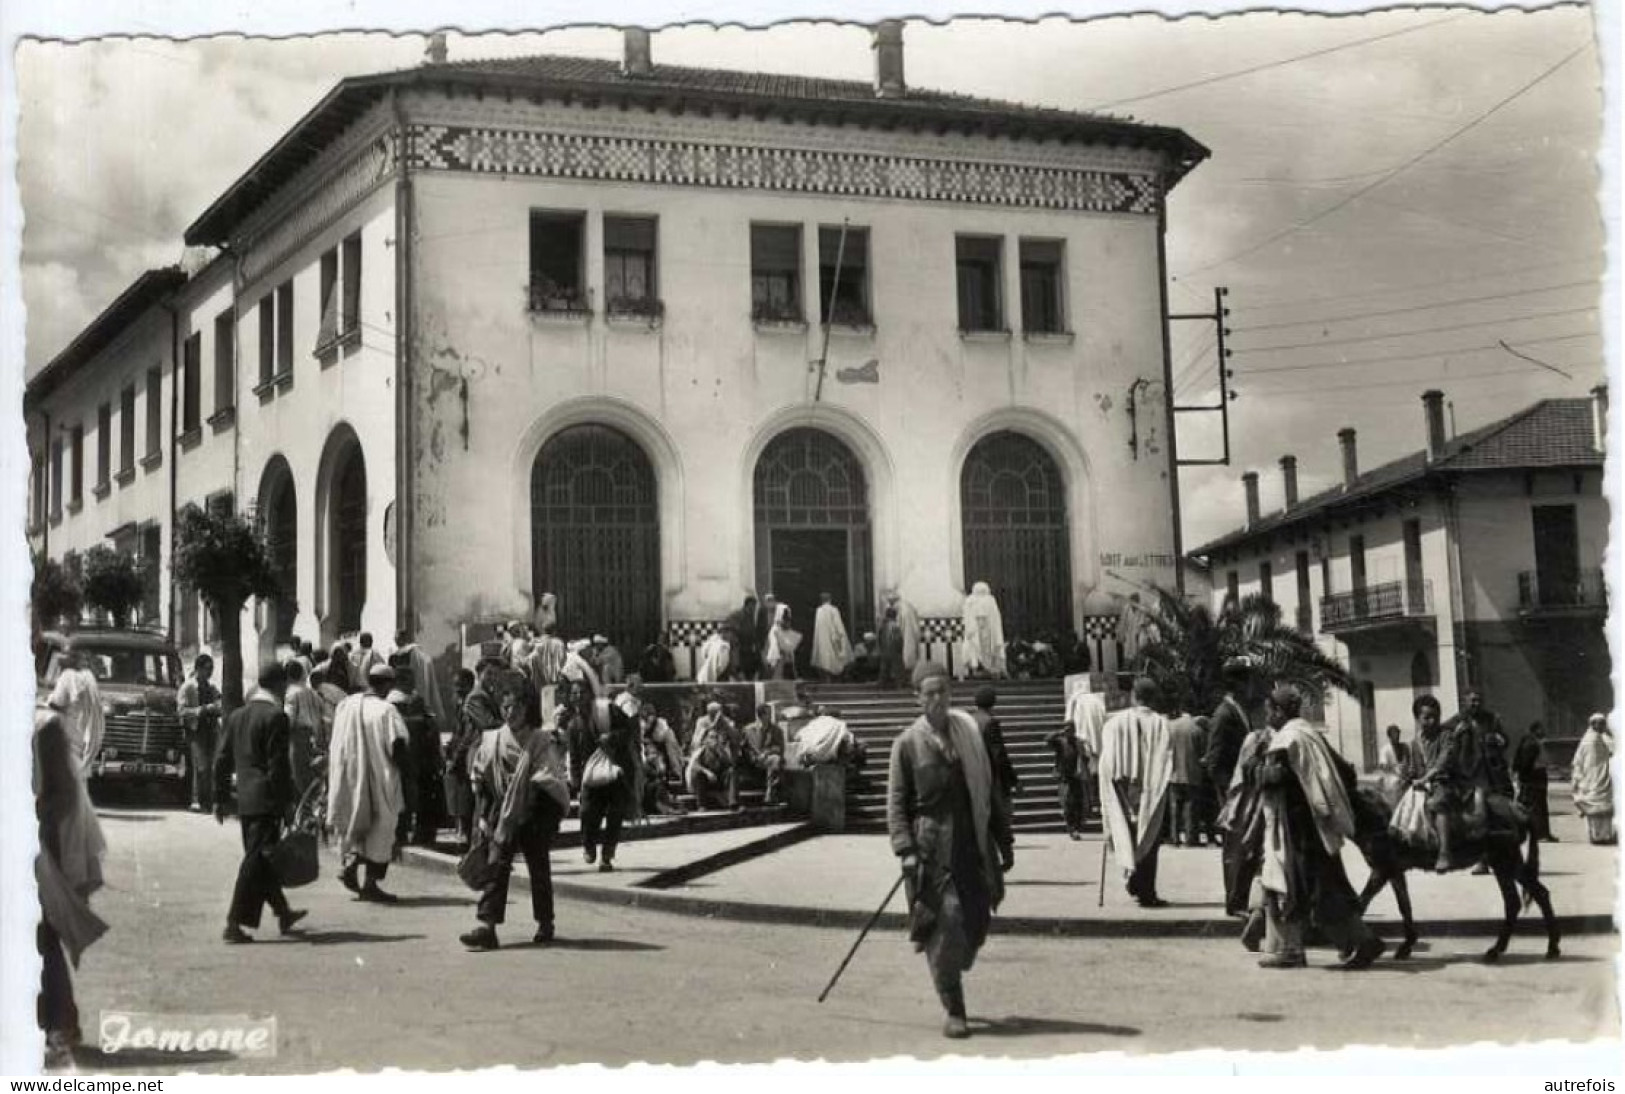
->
[275,281,294,377]
[604,216,660,318]
[818,226,870,327]
[342,232,362,337]
[955,235,1003,332]
[751,224,802,323]
[316,248,339,355]
[145,368,162,459]
[182,333,202,433]
[1018,239,1066,334]
[213,309,235,416]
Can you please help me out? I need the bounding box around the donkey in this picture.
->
[1349,786,1560,963]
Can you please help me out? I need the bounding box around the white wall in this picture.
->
[405,100,1182,664]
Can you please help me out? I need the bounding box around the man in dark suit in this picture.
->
[214,663,307,944]
[1204,659,1254,845]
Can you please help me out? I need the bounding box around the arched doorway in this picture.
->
[328,441,367,637]
[960,431,1072,639]
[753,428,873,672]
[258,456,298,648]
[531,424,661,649]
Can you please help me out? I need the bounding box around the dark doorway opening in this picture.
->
[769,529,850,676]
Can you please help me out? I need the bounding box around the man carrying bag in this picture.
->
[214,663,309,944]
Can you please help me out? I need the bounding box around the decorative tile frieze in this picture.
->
[410,124,1160,215]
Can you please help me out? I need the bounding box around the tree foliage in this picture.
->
[172,503,281,707]
[82,544,148,628]
[31,553,83,633]
[1136,587,1357,716]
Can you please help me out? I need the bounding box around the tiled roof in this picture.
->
[25,268,187,407]
[185,51,1208,245]
[444,53,1123,123]
[1189,397,1604,557]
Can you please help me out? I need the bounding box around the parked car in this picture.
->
[35,626,188,803]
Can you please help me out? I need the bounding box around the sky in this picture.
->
[14,7,1607,550]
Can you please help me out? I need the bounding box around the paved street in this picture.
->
[54,805,1618,1074]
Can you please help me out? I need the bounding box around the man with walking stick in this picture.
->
[883,661,1014,1039]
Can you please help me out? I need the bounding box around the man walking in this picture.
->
[971,687,1020,801]
[283,660,324,797]
[178,654,222,812]
[1255,686,1384,970]
[213,664,307,944]
[328,664,409,902]
[887,662,1013,1039]
[1098,677,1173,907]
[1167,703,1207,847]
[446,660,504,850]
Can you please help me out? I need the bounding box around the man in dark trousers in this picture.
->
[972,687,1020,801]
[214,663,307,944]
[1514,720,1556,842]
[1204,660,1254,844]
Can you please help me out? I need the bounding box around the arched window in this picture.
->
[258,457,298,644]
[331,447,367,636]
[753,429,874,661]
[531,425,661,649]
[960,431,1072,638]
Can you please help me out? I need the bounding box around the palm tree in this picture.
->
[1136,587,1355,716]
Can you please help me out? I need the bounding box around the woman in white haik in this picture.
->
[960,582,1006,679]
[762,603,801,680]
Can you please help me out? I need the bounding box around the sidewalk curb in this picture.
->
[396,845,1617,939]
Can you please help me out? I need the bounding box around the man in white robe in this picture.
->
[960,582,1006,678]
[327,664,410,902]
[49,651,105,777]
[882,590,922,672]
[1068,686,1108,819]
[810,593,852,680]
[695,630,732,684]
[561,639,603,698]
[1097,677,1173,907]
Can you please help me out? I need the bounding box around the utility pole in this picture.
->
[1171,286,1235,467]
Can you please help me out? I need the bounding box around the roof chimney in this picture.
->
[424,32,448,66]
[1422,389,1446,463]
[622,27,652,78]
[1338,427,1359,488]
[872,20,905,98]
[1242,471,1261,528]
[1280,455,1299,510]
[1593,383,1608,454]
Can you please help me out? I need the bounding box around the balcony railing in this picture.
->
[1319,579,1433,632]
[1517,568,1606,613]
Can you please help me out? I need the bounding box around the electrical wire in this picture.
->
[1086,13,1462,111]
[1180,42,1590,277]
[1232,257,1596,313]
[1236,304,1596,354]
[1234,330,1596,376]
[1233,280,1596,334]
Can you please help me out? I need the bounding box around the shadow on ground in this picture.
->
[301,930,427,946]
[970,1015,1141,1038]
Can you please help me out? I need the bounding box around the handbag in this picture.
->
[270,830,320,888]
[582,748,623,789]
[457,829,504,891]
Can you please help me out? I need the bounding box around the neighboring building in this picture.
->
[27,26,1208,685]
[1188,388,1611,769]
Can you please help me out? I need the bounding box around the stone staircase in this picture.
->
[806,679,1094,834]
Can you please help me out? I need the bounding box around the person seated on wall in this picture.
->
[638,704,686,817]
[738,703,788,806]
[844,633,881,684]
[686,702,739,811]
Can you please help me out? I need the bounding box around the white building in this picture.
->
[27,26,1208,687]
[1188,389,1611,768]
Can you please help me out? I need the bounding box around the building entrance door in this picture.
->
[770,528,850,676]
